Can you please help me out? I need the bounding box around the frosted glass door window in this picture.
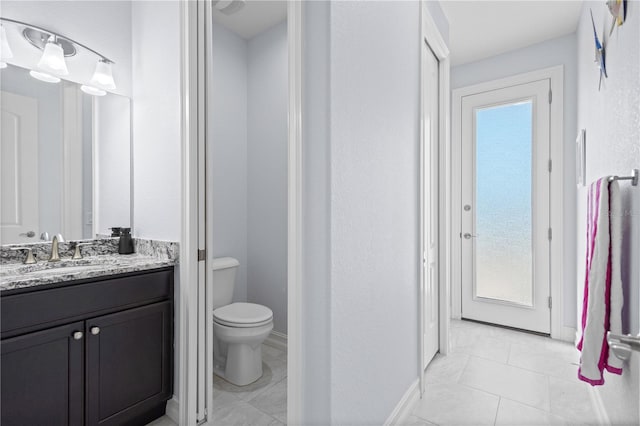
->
[475,101,533,305]
[459,77,550,333]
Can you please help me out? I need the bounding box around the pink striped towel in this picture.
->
[577,177,624,386]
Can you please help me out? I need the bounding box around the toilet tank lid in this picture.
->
[211,257,240,270]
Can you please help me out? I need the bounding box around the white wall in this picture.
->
[247,21,288,334]
[451,33,579,330]
[0,1,133,97]
[94,94,131,235]
[576,2,640,423]
[329,1,422,422]
[210,23,248,303]
[131,1,182,242]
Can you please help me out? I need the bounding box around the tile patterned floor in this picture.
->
[146,343,286,426]
[210,343,287,425]
[408,319,599,426]
[151,321,603,425]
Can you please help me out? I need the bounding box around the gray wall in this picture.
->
[576,2,640,423]
[451,33,579,330]
[329,2,422,421]
[300,1,442,422]
[247,22,289,334]
[210,23,249,303]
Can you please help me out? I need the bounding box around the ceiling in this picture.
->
[211,0,287,40]
[440,1,584,66]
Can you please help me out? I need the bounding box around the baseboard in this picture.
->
[264,331,288,352]
[384,378,420,426]
[166,396,180,424]
[587,386,611,425]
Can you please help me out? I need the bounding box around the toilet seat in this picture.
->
[213,302,273,328]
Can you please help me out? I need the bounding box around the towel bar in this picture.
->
[607,331,640,360]
[607,168,639,186]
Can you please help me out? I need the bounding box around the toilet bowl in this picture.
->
[213,302,273,386]
[211,258,274,386]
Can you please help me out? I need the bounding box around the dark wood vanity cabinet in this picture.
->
[0,267,174,426]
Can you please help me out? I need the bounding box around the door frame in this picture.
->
[179,1,304,425]
[419,0,451,395]
[451,66,567,340]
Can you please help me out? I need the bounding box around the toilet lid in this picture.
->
[213,302,273,326]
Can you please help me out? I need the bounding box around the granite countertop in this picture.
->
[0,238,179,292]
[0,254,175,292]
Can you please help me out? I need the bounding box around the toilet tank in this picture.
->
[211,257,240,310]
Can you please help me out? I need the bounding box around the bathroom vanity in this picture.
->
[0,247,175,426]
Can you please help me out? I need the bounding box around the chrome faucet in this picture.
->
[48,235,61,262]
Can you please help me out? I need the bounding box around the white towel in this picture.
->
[577,178,624,385]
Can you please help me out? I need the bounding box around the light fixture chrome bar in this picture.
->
[0,16,115,64]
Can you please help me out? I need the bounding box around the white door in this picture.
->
[460,79,551,334]
[1,91,39,244]
[422,43,439,367]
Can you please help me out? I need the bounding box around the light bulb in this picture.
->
[30,70,61,83]
[89,59,116,90]
[81,85,106,96]
[37,37,69,75]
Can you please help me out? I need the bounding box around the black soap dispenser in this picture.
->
[118,228,134,255]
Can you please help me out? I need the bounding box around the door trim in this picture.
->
[287,1,303,423]
[419,0,451,396]
[181,2,304,425]
[451,66,565,340]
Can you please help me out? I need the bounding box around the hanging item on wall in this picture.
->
[576,129,586,187]
[606,0,627,35]
[590,9,608,91]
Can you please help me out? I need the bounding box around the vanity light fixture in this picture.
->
[29,70,61,83]
[37,36,69,75]
[0,24,13,69]
[0,17,117,94]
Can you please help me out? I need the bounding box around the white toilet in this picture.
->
[212,257,273,386]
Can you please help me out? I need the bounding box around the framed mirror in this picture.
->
[1,64,131,244]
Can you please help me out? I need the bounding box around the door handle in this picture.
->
[463,233,477,239]
[90,326,101,335]
[72,331,83,340]
[19,231,35,238]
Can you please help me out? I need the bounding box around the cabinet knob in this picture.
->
[73,331,83,340]
[90,326,100,335]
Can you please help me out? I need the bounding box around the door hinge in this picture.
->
[548,228,552,241]
[548,159,552,172]
[548,296,552,309]
[548,89,552,104]
[198,249,206,261]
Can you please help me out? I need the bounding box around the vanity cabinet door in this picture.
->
[85,301,172,426]
[1,321,85,426]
